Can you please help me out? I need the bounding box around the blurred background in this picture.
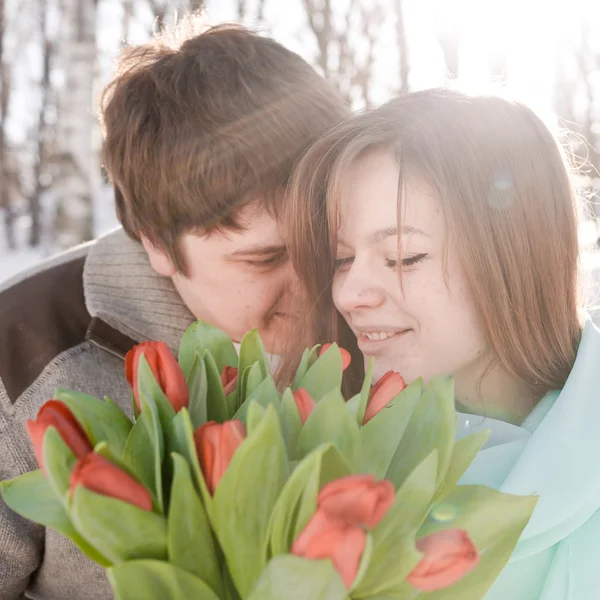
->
[1,0,600,303]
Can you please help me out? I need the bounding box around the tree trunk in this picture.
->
[395,0,409,93]
[122,0,133,42]
[30,0,53,247]
[53,0,96,250]
[0,0,14,250]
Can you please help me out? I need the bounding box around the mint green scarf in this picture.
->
[458,318,600,599]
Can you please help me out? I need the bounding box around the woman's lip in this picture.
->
[356,330,411,354]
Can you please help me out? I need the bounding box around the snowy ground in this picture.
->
[0,185,119,286]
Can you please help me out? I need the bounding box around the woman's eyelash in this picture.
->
[335,253,428,270]
[387,253,429,269]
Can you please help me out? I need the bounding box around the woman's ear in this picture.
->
[140,236,177,277]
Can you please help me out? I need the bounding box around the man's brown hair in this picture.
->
[99,16,348,274]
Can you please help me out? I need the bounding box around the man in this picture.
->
[0,17,347,599]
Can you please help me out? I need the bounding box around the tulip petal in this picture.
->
[194,420,246,495]
[363,371,406,424]
[292,509,366,589]
[292,389,316,424]
[407,529,479,592]
[26,400,93,472]
[126,341,189,413]
[319,344,352,371]
[70,453,153,512]
[318,474,396,529]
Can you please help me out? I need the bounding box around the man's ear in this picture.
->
[140,236,177,277]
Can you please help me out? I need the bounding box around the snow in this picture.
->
[0,184,119,286]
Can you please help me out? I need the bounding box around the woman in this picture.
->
[285,89,600,599]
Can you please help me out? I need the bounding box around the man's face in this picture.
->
[143,202,299,354]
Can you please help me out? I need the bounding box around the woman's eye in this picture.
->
[402,253,428,268]
[386,253,428,270]
[334,257,354,270]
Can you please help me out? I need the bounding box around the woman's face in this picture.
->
[332,149,488,395]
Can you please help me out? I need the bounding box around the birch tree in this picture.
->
[53,0,96,249]
[0,0,15,250]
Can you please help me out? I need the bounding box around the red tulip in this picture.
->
[220,366,238,396]
[319,344,351,371]
[363,371,406,424]
[125,341,189,412]
[407,529,480,592]
[69,452,153,512]
[318,474,395,529]
[194,420,246,495]
[26,400,93,472]
[292,388,316,424]
[292,508,366,588]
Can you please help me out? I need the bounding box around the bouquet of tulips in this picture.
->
[1,321,537,600]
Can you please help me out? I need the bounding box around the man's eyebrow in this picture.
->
[229,244,287,257]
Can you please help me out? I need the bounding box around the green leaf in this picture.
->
[167,409,213,512]
[416,521,524,600]
[234,375,281,424]
[121,393,164,513]
[418,484,537,553]
[42,426,77,501]
[267,448,325,557]
[279,388,303,457]
[55,389,133,455]
[179,320,238,378]
[433,429,491,504]
[245,400,267,434]
[247,555,348,600]
[292,345,320,389]
[0,470,110,567]
[204,351,231,423]
[288,444,353,545]
[297,344,343,400]
[108,560,221,600]
[137,355,176,434]
[355,357,375,425]
[296,388,361,469]
[350,533,374,593]
[71,486,167,564]
[359,379,423,478]
[355,451,438,597]
[385,376,456,490]
[243,362,267,404]
[317,444,353,489]
[167,454,222,597]
[238,329,269,374]
[186,354,208,429]
[212,406,289,598]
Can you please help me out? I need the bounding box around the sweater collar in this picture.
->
[83,228,195,352]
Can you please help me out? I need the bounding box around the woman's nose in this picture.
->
[334,263,386,313]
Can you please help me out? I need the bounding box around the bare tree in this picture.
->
[52,0,97,250]
[236,0,267,23]
[0,0,15,250]
[301,0,389,107]
[395,0,409,93]
[29,0,55,247]
[123,0,134,41]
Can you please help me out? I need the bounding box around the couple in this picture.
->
[0,15,598,600]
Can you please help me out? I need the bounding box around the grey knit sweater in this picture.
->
[0,229,195,599]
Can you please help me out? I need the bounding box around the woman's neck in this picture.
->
[454,362,539,426]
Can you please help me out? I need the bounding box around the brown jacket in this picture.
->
[0,229,195,599]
